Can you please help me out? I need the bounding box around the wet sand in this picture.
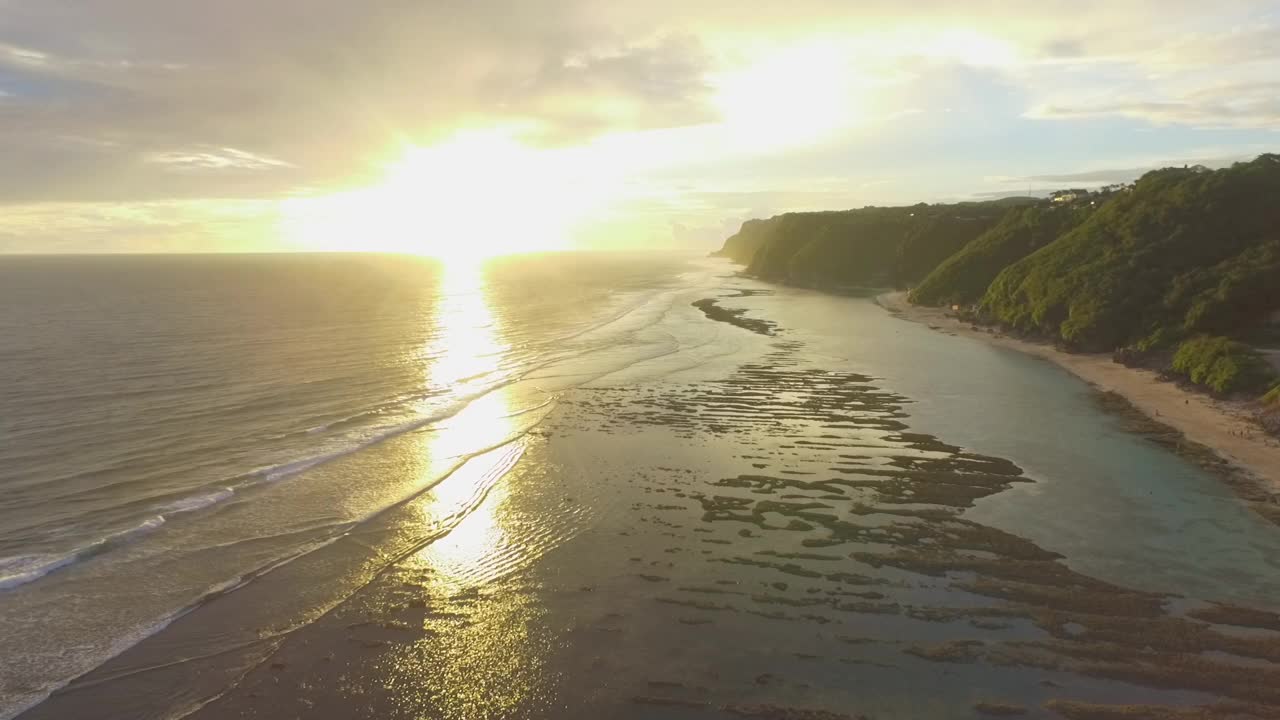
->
[27,282,1280,720]
[877,292,1280,505]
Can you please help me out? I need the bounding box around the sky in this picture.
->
[0,0,1277,255]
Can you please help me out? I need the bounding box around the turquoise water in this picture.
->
[754,286,1280,606]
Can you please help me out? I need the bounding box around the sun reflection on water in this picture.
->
[414,257,522,580]
[376,257,557,718]
[417,474,513,590]
[423,258,506,391]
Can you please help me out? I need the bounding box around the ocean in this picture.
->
[4,252,1280,719]
[0,252,707,717]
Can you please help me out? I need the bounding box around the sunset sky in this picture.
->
[1,1,1277,255]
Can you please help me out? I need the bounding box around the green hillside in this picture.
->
[714,154,1280,399]
[716,201,1021,288]
[909,203,1096,307]
[980,155,1280,352]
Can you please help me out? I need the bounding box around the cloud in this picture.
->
[0,0,717,203]
[1021,22,1280,130]
[978,151,1267,195]
[969,189,1059,200]
[1028,90,1280,130]
[476,34,718,144]
[0,0,1277,251]
[3,44,50,67]
[143,147,295,172]
[1023,167,1152,184]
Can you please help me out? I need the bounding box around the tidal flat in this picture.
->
[27,276,1280,720]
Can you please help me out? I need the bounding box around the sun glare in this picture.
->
[280,130,616,261]
[712,41,861,146]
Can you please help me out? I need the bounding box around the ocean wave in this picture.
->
[0,282,679,598]
[0,389,527,594]
[292,383,478,439]
[500,394,559,419]
[240,392,503,489]
[0,437,536,719]
[155,488,235,515]
[0,515,165,592]
[0,569,270,720]
[299,405,396,436]
[0,529,347,718]
[263,290,667,445]
[0,484,245,593]
[0,554,80,592]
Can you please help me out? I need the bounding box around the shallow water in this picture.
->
[748,288,1280,607]
[7,255,1280,719]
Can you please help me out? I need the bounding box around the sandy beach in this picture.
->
[877,291,1280,499]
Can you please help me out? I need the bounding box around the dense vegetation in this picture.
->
[1170,335,1275,395]
[1262,384,1280,435]
[1267,384,1280,406]
[980,155,1280,352]
[908,203,1096,306]
[715,154,1280,402]
[715,200,1024,288]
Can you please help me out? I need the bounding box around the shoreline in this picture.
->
[23,275,1280,719]
[876,291,1280,510]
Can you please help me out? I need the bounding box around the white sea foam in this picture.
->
[0,515,166,592]
[156,488,235,515]
[0,553,81,592]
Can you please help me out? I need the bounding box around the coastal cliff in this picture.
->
[716,154,1280,407]
[715,199,1030,289]
[908,203,1096,307]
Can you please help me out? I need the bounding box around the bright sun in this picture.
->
[280,130,613,261]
